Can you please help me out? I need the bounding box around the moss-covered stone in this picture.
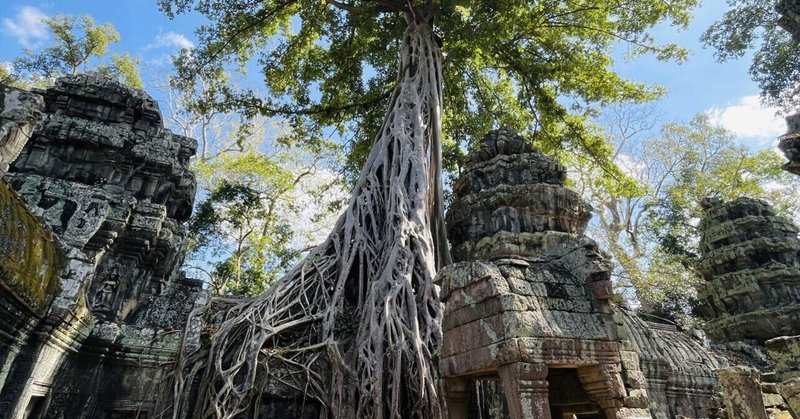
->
[0,177,63,316]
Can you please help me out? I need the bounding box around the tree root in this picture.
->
[165,13,449,419]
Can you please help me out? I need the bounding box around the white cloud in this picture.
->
[707,95,786,141]
[145,31,194,50]
[614,152,647,181]
[3,6,49,48]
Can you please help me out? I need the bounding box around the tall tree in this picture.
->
[158,1,698,417]
[153,73,346,297]
[571,103,659,301]
[702,0,800,112]
[12,14,143,88]
[188,128,345,297]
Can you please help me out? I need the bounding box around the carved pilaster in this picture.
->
[498,362,551,419]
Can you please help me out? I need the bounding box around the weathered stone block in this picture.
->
[777,377,800,417]
[1,88,45,173]
[766,335,800,378]
[717,366,768,419]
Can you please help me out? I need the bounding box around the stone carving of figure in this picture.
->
[93,268,120,312]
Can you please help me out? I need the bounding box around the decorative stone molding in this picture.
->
[0,75,205,419]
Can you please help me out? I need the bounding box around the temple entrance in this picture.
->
[547,368,606,419]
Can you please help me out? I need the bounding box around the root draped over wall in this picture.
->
[167,12,450,419]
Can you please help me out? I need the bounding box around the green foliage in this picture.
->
[190,149,343,295]
[0,65,25,88]
[576,107,800,319]
[160,66,345,297]
[12,14,143,88]
[648,114,794,249]
[702,0,800,112]
[191,178,295,296]
[97,53,144,89]
[183,109,344,296]
[159,0,698,179]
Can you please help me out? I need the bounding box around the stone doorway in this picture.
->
[547,368,606,419]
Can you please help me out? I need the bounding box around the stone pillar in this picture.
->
[442,377,470,419]
[717,366,768,419]
[498,362,551,419]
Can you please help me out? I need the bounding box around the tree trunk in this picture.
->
[169,13,449,419]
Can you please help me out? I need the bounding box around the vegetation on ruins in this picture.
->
[187,139,345,296]
[9,14,143,88]
[155,0,700,418]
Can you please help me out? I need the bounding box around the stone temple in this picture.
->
[438,129,723,419]
[1,76,800,418]
[1,75,204,418]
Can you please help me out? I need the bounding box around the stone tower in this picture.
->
[696,196,800,343]
[446,129,592,262]
[697,196,800,417]
[0,75,204,419]
[439,129,647,419]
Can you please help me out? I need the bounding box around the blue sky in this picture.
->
[0,1,787,150]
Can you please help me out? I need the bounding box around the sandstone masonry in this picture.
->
[439,129,724,419]
[0,75,204,419]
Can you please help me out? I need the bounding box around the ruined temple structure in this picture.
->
[438,129,724,419]
[4,74,800,419]
[0,75,204,418]
[715,2,800,417]
[696,196,800,418]
[696,196,800,343]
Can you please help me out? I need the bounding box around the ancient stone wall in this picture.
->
[696,196,800,417]
[614,308,722,418]
[0,75,204,419]
[0,177,66,395]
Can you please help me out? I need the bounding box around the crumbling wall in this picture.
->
[696,196,800,343]
[614,308,723,418]
[696,196,800,417]
[0,177,65,393]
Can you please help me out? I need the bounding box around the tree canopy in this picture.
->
[575,107,800,323]
[11,14,142,89]
[186,119,345,297]
[702,0,800,112]
[160,0,698,175]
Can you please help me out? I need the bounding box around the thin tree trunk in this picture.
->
[168,13,449,419]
